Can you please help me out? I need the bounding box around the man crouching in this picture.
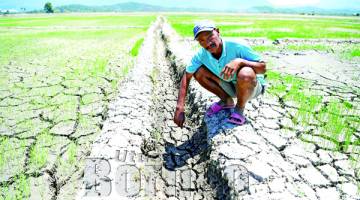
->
[174,20,266,128]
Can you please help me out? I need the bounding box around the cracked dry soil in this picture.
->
[77,18,216,200]
[1,16,359,200]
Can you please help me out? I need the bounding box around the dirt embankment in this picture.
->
[74,17,359,200]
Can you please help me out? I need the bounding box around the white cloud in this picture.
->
[267,0,321,7]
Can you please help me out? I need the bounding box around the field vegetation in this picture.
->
[0,13,154,199]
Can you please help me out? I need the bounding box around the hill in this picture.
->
[21,2,360,16]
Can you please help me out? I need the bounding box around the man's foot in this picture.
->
[226,106,246,125]
[206,101,234,116]
[226,111,246,125]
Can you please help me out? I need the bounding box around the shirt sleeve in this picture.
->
[237,43,261,62]
[185,50,203,74]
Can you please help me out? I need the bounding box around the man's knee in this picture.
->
[237,67,256,83]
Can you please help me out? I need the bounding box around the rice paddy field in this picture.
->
[168,13,360,198]
[167,14,360,59]
[166,15,360,155]
[0,13,155,199]
[167,14,360,39]
[0,13,359,199]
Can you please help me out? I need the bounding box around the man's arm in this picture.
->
[221,58,266,80]
[174,71,193,128]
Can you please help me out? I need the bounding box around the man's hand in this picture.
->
[174,108,185,128]
[220,59,242,80]
[174,72,193,128]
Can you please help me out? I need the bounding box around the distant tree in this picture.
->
[44,2,54,13]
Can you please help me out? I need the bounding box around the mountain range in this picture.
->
[15,2,360,16]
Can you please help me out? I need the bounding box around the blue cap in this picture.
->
[193,20,216,39]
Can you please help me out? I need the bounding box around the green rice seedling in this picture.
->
[151,128,162,143]
[167,14,360,40]
[272,84,287,95]
[343,101,353,109]
[130,38,144,57]
[0,13,155,196]
[266,70,281,80]
[322,111,346,150]
[120,62,131,77]
[316,106,329,123]
[252,45,277,52]
[0,137,10,171]
[110,79,118,91]
[308,95,322,110]
[90,58,108,76]
[0,173,31,200]
[341,127,354,151]
[266,70,357,152]
[0,184,11,200]
[350,48,360,57]
[55,141,79,179]
[67,142,77,165]
[286,44,328,51]
[340,44,360,60]
[29,129,53,170]
[307,95,323,123]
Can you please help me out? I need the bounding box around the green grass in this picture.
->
[335,44,360,59]
[251,43,359,62]
[252,45,278,52]
[130,38,144,57]
[0,15,154,27]
[150,128,162,143]
[0,137,10,171]
[0,13,155,199]
[286,44,328,51]
[67,142,77,165]
[343,46,360,58]
[29,129,53,170]
[166,14,360,40]
[0,173,30,200]
[266,70,359,155]
[350,48,360,57]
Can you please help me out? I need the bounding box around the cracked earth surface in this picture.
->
[160,18,359,199]
[0,22,139,199]
[1,16,359,200]
[76,18,359,199]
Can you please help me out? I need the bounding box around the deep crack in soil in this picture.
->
[77,17,217,200]
[74,17,360,200]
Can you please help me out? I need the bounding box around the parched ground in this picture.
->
[0,14,154,200]
[77,17,359,200]
[0,14,359,200]
[162,19,360,199]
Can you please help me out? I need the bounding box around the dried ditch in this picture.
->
[76,17,360,200]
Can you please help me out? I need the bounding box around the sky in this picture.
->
[0,0,359,11]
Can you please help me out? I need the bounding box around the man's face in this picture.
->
[195,29,221,54]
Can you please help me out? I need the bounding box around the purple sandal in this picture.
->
[206,102,234,116]
[226,112,246,125]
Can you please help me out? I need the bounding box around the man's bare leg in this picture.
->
[235,67,257,114]
[193,66,234,106]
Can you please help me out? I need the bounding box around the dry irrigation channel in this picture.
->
[1,16,359,200]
